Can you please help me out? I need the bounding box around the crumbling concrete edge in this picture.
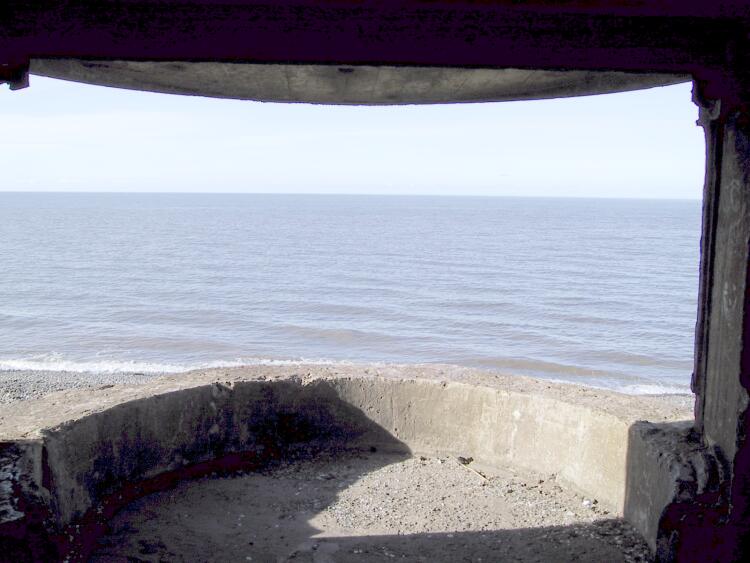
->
[624,420,731,558]
[0,440,57,561]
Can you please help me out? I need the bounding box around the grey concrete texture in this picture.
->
[681,100,750,562]
[0,363,692,559]
[701,114,750,463]
[623,420,727,555]
[29,59,688,104]
[89,451,654,562]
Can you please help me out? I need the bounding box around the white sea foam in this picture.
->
[0,354,345,375]
[0,354,692,395]
[536,376,691,396]
[617,383,692,396]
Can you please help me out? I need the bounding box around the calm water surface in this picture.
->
[0,193,701,393]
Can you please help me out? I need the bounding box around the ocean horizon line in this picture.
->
[0,190,702,202]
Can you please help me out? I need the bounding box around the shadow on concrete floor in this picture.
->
[88,450,651,563]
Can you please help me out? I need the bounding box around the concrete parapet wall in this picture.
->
[0,365,692,559]
[329,377,634,512]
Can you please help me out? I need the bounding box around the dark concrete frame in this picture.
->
[3,1,750,560]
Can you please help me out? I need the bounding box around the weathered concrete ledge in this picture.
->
[0,364,692,560]
[29,59,688,104]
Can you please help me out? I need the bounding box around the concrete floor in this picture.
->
[90,451,652,562]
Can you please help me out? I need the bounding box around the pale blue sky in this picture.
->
[0,76,703,199]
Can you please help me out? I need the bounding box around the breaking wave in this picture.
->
[0,354,345,375]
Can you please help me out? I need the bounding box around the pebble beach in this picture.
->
[0,369,154,405]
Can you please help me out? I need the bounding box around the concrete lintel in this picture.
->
[27,60,688,104]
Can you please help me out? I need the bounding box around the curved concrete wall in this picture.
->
[330,377,633,511]
[0,365,692,558]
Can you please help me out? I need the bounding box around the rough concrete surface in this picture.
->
[0,364,693,561]
[0,364,694,438]
[30,60,688,105]
[700,117,750,464]
[90,450,652,563]
[0,364,693,518]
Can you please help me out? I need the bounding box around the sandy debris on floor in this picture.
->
[90,450,652,563]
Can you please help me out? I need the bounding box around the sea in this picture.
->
[0,192,701,394]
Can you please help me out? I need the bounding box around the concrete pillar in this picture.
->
[692,80,750,461]
[668,73,750,560]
